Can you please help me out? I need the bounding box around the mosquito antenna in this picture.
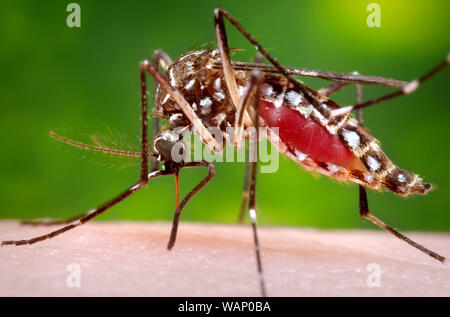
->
[49,131,155,158]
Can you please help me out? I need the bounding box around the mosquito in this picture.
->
[2,9,448,297]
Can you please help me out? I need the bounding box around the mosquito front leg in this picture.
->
[214,9,240,109]
[214,9,254,129]
[355,84,446,263]
[2,171,168,246]
[224,61,408,88]
[166,160,215,250]
[331,54,450,117]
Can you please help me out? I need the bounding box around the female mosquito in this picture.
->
[2,9,449,297]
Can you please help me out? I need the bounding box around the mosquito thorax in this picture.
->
[154,49,252,144]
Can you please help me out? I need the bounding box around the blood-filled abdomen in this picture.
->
[259,99,358,169]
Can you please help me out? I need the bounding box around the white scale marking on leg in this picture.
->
[131,183,141,191]
[71,219,81,226]
[86,208,96,216]
[147,170,161,178]
[402,80,419,94]
[249,208,257,223]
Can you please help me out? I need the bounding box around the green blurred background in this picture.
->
[0,0,449,231]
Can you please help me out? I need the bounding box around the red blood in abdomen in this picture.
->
[259,99,357,168]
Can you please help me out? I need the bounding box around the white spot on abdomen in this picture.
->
[285,90,303,106]
[342,129,360,149]
[367,156,380,171]
[294,150,307,161]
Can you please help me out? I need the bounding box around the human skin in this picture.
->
[0,220,449,297]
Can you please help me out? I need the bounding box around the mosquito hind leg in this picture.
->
[214,8,328,116]
[355,84,446,263]
[358,185,446,263]
[331,54,450,116]
[21,56,161,226]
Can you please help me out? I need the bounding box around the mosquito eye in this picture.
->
[154,130,185,162]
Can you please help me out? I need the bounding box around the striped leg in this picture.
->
[234,59,264,223]
[331,55,449,117]
[238,149,251,223]
[355,84,446,263]
[214,9,267,296]
[20,54,163,226]
[247,72,267,297]
[2,171,166,246]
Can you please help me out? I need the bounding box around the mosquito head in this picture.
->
[154,130,186,163]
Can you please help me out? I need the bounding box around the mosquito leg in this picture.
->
[238,148,251,223]
[233,56,264,147]
[355,85,446,263]
[140,59,222,153]
[152,49,172,72]
[234,57,264,223]
[214,8,329,117]
[25,65,157,225]
[151,117,160,172]
[331,54,450,116]
[2,171,167,246]
[358,185,446,263]
[318,81,350,97]
[214,9,240,109]
[214,9,253,128]
[222,61,408,88]
[247,74,267,297]
[167,161,215,250]
[139,62,151,183]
